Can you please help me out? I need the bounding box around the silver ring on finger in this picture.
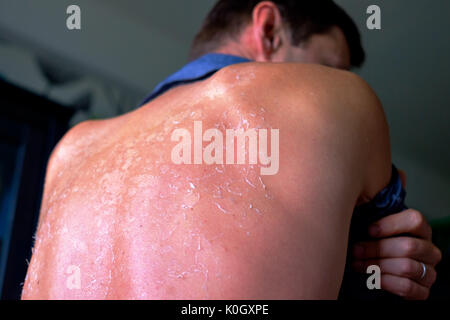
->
[420,262,427,280]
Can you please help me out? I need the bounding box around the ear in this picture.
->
[251,1,284,62]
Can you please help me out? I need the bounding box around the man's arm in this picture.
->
[261,63,396,297]
[329,71,442,300]
[290,66,438,300]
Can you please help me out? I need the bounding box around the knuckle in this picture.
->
[435,247,443,264]
[401,238,418,256]
[429,268,437,285]
[416,288,430,300]
[409,210,424,228]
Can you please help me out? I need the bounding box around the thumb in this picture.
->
[398,169,407,188]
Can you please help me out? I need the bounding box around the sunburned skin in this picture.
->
[22,63,392,299]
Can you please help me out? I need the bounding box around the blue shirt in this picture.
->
[141,53,251,105]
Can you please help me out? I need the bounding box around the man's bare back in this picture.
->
[21,63,392,299]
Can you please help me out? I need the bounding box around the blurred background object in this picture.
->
[0,0,448,299]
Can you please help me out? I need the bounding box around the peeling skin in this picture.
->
[214,202,229,214]
[23,94,276,299]
[22,63,361,300]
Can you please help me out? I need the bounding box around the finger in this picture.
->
[368,209,432,240]
[353,237,442,265]
[352,258,437,288]
[398,169,407,188]
[381,274,430,300]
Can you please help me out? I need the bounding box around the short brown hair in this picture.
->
[189,0,365,67]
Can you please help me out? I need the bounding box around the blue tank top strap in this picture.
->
[351,165,408,241]
[140,53,251,105]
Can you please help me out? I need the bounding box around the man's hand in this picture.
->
[351,208,442,300]
[351,170,442,300]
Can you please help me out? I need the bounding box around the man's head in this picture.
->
[189,0,364,70]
